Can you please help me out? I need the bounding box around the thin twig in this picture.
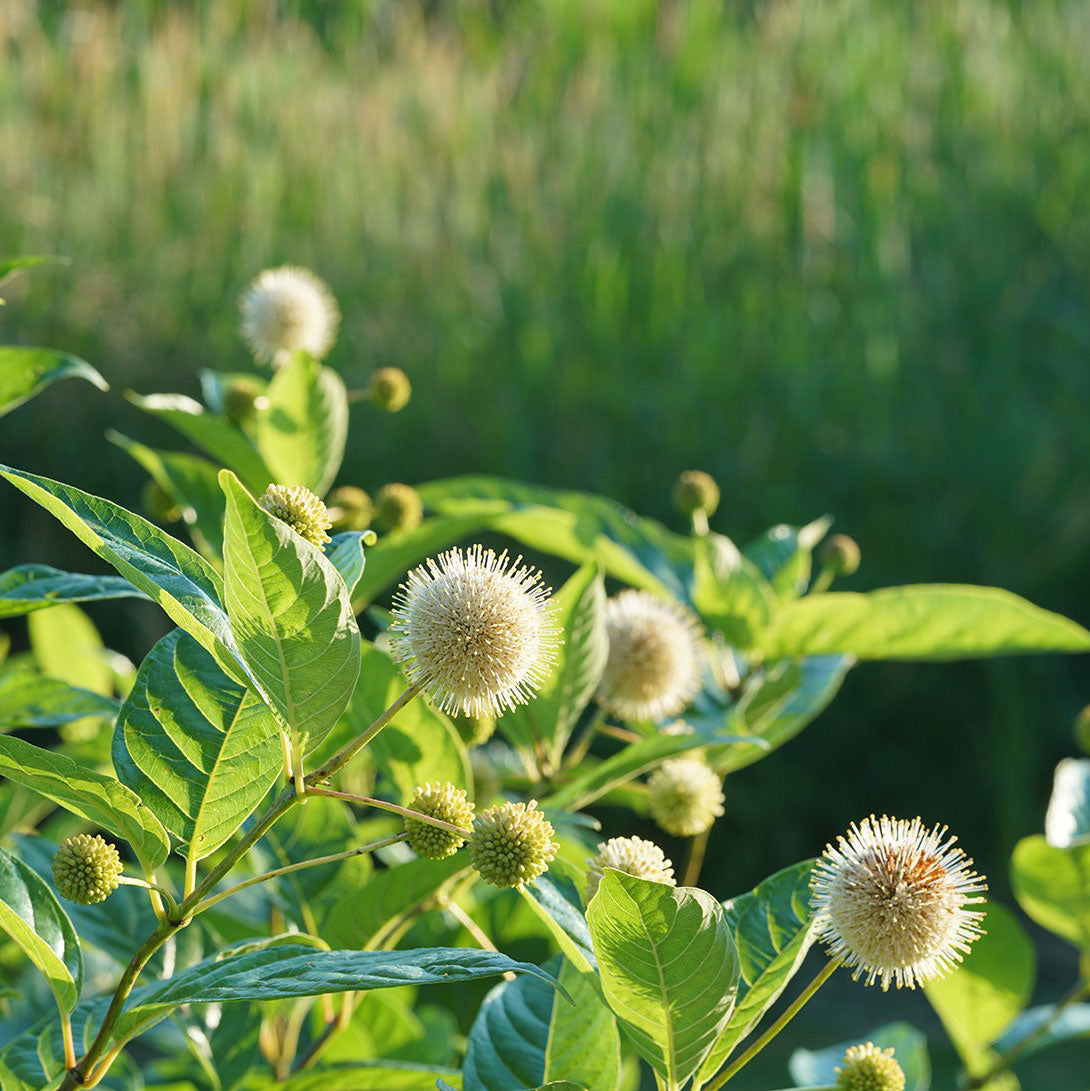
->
[309,787,471,837]
[682,828,710,888]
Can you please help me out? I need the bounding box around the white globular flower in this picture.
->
[597,590,704,723]
[811,814,988,991]
[585,836,676,901]
[648,757,725,836]
[389,545,560,718]
[239,265,340,366]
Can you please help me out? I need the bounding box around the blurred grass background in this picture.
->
[2,0,1090,1079]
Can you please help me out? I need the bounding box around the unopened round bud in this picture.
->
[404,782,475,860]
[672,470,720,518]
[258,484,332,548]
[820,534,861,577]
[142,480,181,524]
[836,1042,905,1091]
[374,483,423,535]
[470,800,558,889]
[53,834,123,905]
[368,367,412,413]
[222,378,267,425]
[648,758,724,837]
[1075,705,1090,756]
[453,713,497,749]
[326,485,373,533]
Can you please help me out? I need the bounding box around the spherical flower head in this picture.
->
[453,712,498,748]
[327,485,373,533]
[598,590,704,723]
[673,470,720,517]
[836,1043,906,1091]
[404,782,475,860]
[259,484,332,548]
[470,800,558,889]
[222,378,268,425]
[648,757,725,837]
[374,483,424,535]
[368,367,412,413]
[585,836,676,901]
[820,533,861,577]
[811,814,987,991]
[239,265,339,366]
[389,545,560,718]
[142,479,181,524]
[53,834,122,905]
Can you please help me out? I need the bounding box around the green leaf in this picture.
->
[0,735,170,870]
[502,566,608,767]
[0,564,146,619]
[744,517,832,602]
[759,586,1090,660]
[789,1022,930,1090]
[1045,759,1090,849]
[696,860,817,1082]
[0,347,107,418]
[29,603,111,697]
[113,945,560,1041]
[127,391,271,495]
[254,355,348,495]
[278,1063,462,1090]
[1010,835,1090,951]
[691,533,776,648]
[0,255,66,292]
[0,464,239,667]
[465,957,620,1091]
[0,670,119,730]
[112,629,281,861]
[326,531,369,598]
[0,847,83,1014]
[220,470,361,752]
[993,1002,1090,1064]
[924,900,1035,1062]
[587,870,739,1089]
[521,876,597,974]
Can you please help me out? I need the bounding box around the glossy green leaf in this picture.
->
[744,517,832,602]
[691,533,776,648]
[0,847,83,1014]
[254,355,348,495]
[220,470,361,752]
[127,391,271,495]
[789,1022,930,1090]
[759,586,1090,660]
[587,870,739,1089]
[113,629,281,860]
[924,900,1035,1061]
[465,957,620,1091]
[696,860,817,1082]
[1010,835,1090,951]
[0,735,170,870]
[0,255,65,292]
[279,1063,462,1090]
[1045,759,1090,849]
[326,531,369,598]
[0,464,238,667]
[112,945,560,1041]
[0,347,107,418]
[993,1002,1090,1063]
[199,368,269,414]
[0,564,146,619]
[29,603,112,697]
[0,670,119,730]
[521,876,597,974]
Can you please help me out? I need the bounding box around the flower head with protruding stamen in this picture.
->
[259,484,332,548]
[404,782,475,860]
[648,757,724,836]
[585,836,675,901]
[836,1042,906,1091]
[239,265,339,366]
[389,545,559,718]
[597,590,704,723]
[53,834,122,905]
[469,800,558,889]
[811,814,987,991]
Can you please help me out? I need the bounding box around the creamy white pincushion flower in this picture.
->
[585,836,676,901]
[811,814,987,991]
[389,545,559,717]
[239,265,340,366]
[597,590,704,722]
[648,757,725,836]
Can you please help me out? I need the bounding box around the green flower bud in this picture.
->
[326,485,373,533]
[53,834,123,905]
[672,470,720,518]
[470,800,558,889]
[1076,705,1090,757]
[368,367,412,413]
[374,483,423,535]
[142,479,181,524]
[820,533,861,577]
[648,757,724,837]
[222,378,268,424]
[836,1043,906,1091]
[258,484,332,548]
[452,713,497,749]
[404,782,475,860]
